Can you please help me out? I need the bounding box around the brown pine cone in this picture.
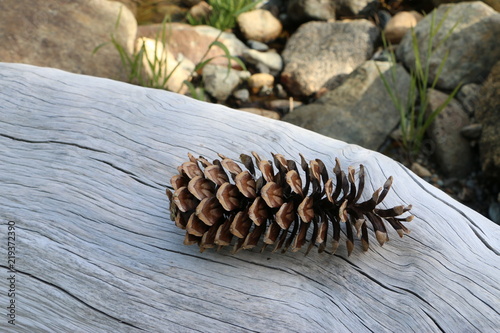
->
[166,152,413,255]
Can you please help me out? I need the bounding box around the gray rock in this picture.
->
[281,20,379,97]
[460,124,483,140]
[247,40,269,52]
[432,0,500,12]
[0,0,137,82]
[202,65,248,102]
[377,9,392,29]
[336,0,379,16]
[456,83,481,116]
[242,49,283,74]
[426,89,473,178]
[488,202,500,224]
[287,0,336,23]
[233,89,250,103]
[274,83,288,99]
[282,61,412,150]
[397,2,500,90]
[475,61,500,181]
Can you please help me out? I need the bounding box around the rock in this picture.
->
[248,73,275,94]
[397,2,500,90]
[110,0,138,16]
[247,40,269,52]
[266,99,303,114]
[233,89,250,103]
[242,49,283,74]
[377,9,392,29]
[202,65,249,102]
[456,83,481,115]
[335,0,379,17]
[238,108,281,120]
[411,162,433,178]
[188,1,211,21]
[475,60,500,181]
[489,202,500,224]
[426,89,473,178]
[237,9,282,43]
[383,11,424,44]
[181,0,203,6]
[281,20,379,97]
[137,23,249,69]
[282,61,413,150]
[432,0,500,12]
[135,37,195,94]
[258,85,274,97]
[274,83,288,99]
[137,2,188,24]
[286,0,336,23]
[0,0,137,82]
[460,124,483,140]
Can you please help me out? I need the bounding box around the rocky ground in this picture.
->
[0,0,499,222]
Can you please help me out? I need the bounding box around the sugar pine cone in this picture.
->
[166,152,413,255]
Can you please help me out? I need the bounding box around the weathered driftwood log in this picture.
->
[0,63,498,333]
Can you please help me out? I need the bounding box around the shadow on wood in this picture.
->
[0,63,499,332]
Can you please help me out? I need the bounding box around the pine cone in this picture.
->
[166,152,413,255]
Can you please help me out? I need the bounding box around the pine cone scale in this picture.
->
[166,152,413,255]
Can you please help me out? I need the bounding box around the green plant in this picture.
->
[94,11,181,89]
[95,8,247,100]
[187,0,260,31]
[377,9,462,161]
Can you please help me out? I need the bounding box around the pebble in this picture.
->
[237,9,282,42]
[188,1,211,20]
[247,39,269,52]
[489,202,500,224]
[411,162,433,178]
[273,83,288,99]
[242,49,283,73]
[258,85,273,97]
[248,73,274,94]
[460,123,483,140]
[383,11,423,44]
[233,88,250,103]
[202,65,248,101]
[266,99,303,113]
[238,107,281,120]
[457,83,481,115]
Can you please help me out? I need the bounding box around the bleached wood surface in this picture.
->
[0,63,499,333]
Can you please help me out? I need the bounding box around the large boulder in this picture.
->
[0,0,137,82]
[475,61,500,181]
[425,89,474,178]
[397,1,500,90]
[432,0,500,12]
[282,61,412,150]
[136,23,249,93]
[281,20,379,97]
[137,23,249,69]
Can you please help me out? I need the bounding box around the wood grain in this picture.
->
[0,63,498,333]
